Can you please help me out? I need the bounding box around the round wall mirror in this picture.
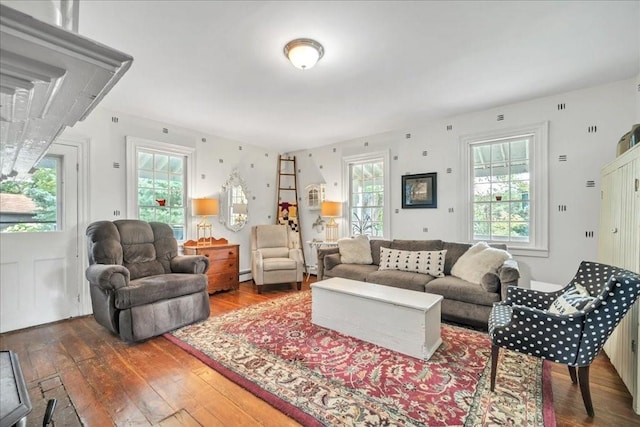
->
[220,170,249,232]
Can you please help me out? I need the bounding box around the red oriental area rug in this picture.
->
[166,291,555,426]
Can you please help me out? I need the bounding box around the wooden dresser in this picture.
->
[184,244,239,293]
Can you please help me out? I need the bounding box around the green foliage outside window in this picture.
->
[472,138,531,242]
[0,157,58,232]
[137,151,185,240]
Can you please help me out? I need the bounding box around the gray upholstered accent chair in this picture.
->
[250,224,304,294]
[489,261,640,417]
[86,220,211,342]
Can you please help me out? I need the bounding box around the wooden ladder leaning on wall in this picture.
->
[275,155,306,272]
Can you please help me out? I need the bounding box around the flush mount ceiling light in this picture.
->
[283,38,324,70]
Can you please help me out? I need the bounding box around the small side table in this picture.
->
[306,240,338,280]
[1,351,32,427]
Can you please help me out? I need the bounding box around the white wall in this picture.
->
[291,78,637,286]
[64,107,279,280]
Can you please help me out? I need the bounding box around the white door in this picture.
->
[0,142,80,332]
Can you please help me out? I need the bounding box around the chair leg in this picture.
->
[578,366,595,417]
[490,344,499,392]
[568,366,578,384]
[296,281,302,291]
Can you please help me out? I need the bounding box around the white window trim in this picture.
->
[459,122,549,257]
[125,136,196,240]
[342,150,391,239]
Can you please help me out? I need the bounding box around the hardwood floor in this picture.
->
[1,278,639,426]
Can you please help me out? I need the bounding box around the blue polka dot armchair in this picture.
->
[488,261,640,417]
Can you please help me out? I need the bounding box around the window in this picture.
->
[461,122,548,256]
[343,151,390,238]
[126,137,195,241]
[0,155,59,233]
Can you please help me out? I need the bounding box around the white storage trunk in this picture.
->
[311,278,443,360]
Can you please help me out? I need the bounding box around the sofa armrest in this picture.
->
[86,264,130,291]
[317,246,340,279]
[171,255,209,274]
[498,258,520,300]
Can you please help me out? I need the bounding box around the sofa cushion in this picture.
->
[263,258,297,271]
[338,235,373,264]
[324,264,379,282]
[426,276,501,306]
[370,239,392,266]
[378,247,447,277]
[365,270,433,292]
[115,273,207,309]
[443,242,472,275]
[451,242,511,285]
[391,239,443,251]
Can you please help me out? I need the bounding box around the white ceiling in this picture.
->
[78,1,640,152]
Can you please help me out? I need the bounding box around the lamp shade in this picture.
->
[193,198,218,216]
[321,201,341,217]
[232,203,247,214]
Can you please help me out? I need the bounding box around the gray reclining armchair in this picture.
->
[86,220,211,342]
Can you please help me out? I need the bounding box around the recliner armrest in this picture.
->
[171,255,209,274]
[289,248,303,262]
[86,264,130,290]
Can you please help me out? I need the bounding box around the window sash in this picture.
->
[471,136,532,243]
[126,137,195,242]
[343,151,391,239]
[460,122,548,257]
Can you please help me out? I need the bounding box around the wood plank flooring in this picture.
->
[1,278,639,427]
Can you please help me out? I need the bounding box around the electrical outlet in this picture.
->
[423,227,428,232]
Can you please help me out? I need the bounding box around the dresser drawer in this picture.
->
[183,243,240,293]
[201,247,238,261]
[208,258,238,273]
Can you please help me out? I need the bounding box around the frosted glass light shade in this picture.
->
[284,38,324,70]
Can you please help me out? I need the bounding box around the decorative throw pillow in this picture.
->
[548,284,595,315]
[378,247,447,277]
[338,235,373,265]
[451,241,511,285]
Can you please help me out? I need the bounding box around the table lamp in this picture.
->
[321,201,342,242]
[193,198,218,246]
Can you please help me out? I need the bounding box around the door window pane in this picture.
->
[0,156,59,232]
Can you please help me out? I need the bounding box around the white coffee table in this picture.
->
[311,277,443,360]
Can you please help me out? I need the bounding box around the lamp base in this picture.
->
[325,218,338,242]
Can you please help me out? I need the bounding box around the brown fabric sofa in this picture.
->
[317,239,520,329]
[86,220,211,342]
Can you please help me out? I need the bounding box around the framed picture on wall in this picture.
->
[402,172,437,208]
